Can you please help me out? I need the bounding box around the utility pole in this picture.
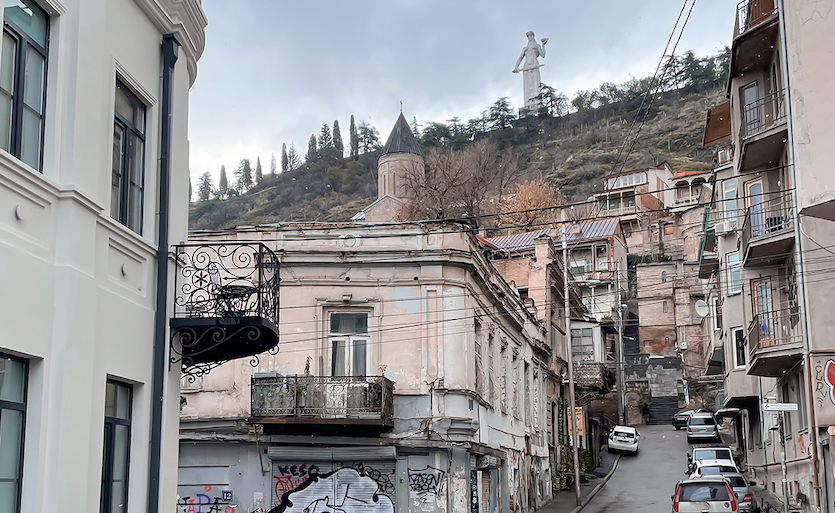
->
[779,411,790,513]
[615,260,625,424]
[562,216,582,507]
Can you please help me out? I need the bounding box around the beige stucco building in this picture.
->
[697,1,835,510]
[177,222,583,513]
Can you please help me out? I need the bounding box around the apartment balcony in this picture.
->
[741,194,794,266]
[738,90,787,171]
[673,195,699,207]
[250,375,394,427]
[600,205,638,218]
[170,243,280,376]
[732,0,779,76]
[748,308,803,377]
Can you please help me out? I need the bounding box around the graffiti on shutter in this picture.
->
[271,460,395,513]
[407,455,448,513]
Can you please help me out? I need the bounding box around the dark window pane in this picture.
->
[4,0,48,47]
[679,484,730,502]
[0,481,17,512]
[0,31,16,152]
[331,340,346,375]
[353,340,367,377]
[330,313,368,334]
[19,45,43,168]
[126,133,143,232]
[111,124,125,220]
[0,408,23,479]
[112,424,129,480]
[0,357,26,403]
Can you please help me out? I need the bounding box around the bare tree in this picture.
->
[399,140,523,225]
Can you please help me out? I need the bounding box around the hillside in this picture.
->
[189,86,725,231]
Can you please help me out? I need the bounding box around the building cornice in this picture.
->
[133,0,207,86]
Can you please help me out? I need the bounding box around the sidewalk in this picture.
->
[539,452,619,513]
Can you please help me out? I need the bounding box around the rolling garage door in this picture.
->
[270,446,396,511]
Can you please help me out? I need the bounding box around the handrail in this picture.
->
[740,89,786,140]
[734,0,777,38]
[748,307,802,359]
[741,193,794,260]
[251,375,394,420]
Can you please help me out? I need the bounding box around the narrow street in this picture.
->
[583,424,689,513]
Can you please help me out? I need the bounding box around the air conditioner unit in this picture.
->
[714,221,730,236]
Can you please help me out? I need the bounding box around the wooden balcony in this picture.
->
[747,308,803,377]
[250,375,394,426]
[169,243,280,378]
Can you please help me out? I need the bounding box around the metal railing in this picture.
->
[734,0,777,38]
[251,375,394,421]
[599,205,637,217]
[741,193,794,259]
[748,308,802,358]
[172,242,280,324]
[572,362,614,390]
[740,89,786,140]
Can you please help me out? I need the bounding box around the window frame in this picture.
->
[0,353,28,513]
[111,80,147,234]
[726,252,741,295]
[327,311,370,377]
[2,3,49,172]
[731,327,746,369]
[100,379,132,513]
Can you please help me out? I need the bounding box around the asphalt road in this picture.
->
[583,424,690,513]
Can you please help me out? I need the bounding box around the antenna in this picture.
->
[694,299,709,317]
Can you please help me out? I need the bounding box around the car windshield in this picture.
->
[613,430,635,438]
[697,466,736,475]
[689,417,715,426]
[694,449,732,460]
[679,483,731,502]
[728,477,747,488]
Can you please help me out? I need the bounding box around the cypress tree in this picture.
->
[270,153,277,175]
[255,156,263,184]
[318,124,333,148]
[281,143,288,172]
[307,134,317,163]
[349,114,359,160]
[218,165,228,199]
[333,120,344,156]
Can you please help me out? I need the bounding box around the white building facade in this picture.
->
[0,0,206,511]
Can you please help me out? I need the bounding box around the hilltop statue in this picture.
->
[512,31,548,111]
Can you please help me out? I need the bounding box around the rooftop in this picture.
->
[485,218,621,253]
[379,112,422,158]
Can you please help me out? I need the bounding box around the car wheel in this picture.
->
[674,426,681,430]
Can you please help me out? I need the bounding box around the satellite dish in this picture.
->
[695,299,709,317]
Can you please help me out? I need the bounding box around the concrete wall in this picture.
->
[0,1,205,512]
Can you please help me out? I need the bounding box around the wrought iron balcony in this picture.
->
[170,242,280,377]
[741,193,794,265]
[250,375,394,425]
[740,89,786,140]
[748,308,803,376]
[572,362,615,392]
[734,0,777,39]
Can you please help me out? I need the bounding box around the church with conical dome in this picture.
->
[352,112,424,222]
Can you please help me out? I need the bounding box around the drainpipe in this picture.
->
[148,33,180,513]
[775,0,819,506]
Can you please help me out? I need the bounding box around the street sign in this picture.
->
[763,403,798,411]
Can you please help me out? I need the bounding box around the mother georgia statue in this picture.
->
[512,31,548,110]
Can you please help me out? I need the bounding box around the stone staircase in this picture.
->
[647,396,680,425]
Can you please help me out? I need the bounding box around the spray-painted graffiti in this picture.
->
[408,466,446,497]
[176,493,236,513]
[274,465,322,499]
[350,462,395,498]
[269,467,394,513]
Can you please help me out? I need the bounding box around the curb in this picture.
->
[569,454,622,513]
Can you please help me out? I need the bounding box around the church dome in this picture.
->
[379,112,423,158]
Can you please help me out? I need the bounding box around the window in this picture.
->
[733,328,745,368]
[711,298,720,331]
[111,81,146,234]
[524,362,531,427]
[488,333,495,405]
[661,271,667,283]
[663,301,668,313]
[571,328,594,361]
[329,312,369,376]
[1,0,49,171]
[474,320,483,395]
[512,350,519,418]
[101,380,132,513]
[726,253,741,294]
[723,180,736,221]
[664,225,675,235]
[0,354,27,513]
[500,344,507,413]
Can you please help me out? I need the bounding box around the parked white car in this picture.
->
[689,459,741,478]
[672,477,739,512]
[608,425,640,454]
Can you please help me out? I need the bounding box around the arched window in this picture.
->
[675,180,690,201]
[661,271,667,283]
[382,174,386,195]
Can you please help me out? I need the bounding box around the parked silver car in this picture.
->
[672,477,739,512]
[687,411,720,444]
[721,473,755,512]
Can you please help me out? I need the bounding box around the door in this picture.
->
[742,82,760,137]
[752,278,774,347]
[745,180,765,237]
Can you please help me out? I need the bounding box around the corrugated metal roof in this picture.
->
[485,218,621,253]
[485,229,549,253]
[379,113,422,157]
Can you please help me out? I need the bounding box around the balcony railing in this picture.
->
[251,375,394,423]
[573,362,615,391]
[734,0,777,38]
[599,205,637,217]
[170,242,280,376]
[741,193,794,261]
[740,89,786,140]
[748,308,802,357]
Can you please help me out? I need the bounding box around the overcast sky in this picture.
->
[188,0,737,184]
